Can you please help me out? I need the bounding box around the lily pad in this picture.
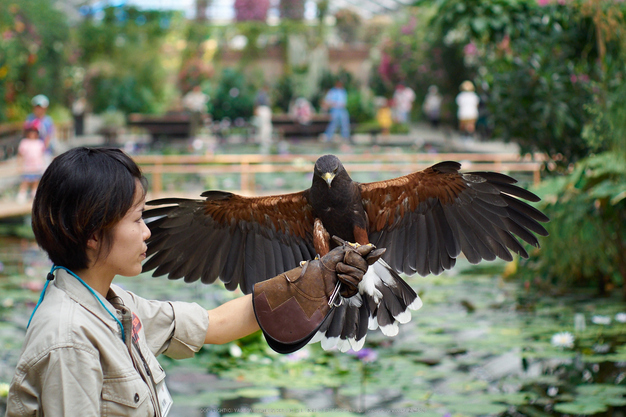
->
[445,402,509,415]
[235,388,281,399]
[554,401,608,414]
[483,392,538,406]
[575,384,626,396]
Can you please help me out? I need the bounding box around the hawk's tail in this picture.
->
[310,259,422,352]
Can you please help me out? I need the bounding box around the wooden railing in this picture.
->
[133,153,547,197]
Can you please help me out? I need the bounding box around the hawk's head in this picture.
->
[313,154,349,188]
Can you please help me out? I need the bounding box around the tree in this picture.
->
[419,0,626,165]
[75,5,177,114]
[0,0,69,121]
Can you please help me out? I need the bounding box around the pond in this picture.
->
[1,235,625,417]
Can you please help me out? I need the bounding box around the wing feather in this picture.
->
[142,191,315,293]
[360,161,549,275]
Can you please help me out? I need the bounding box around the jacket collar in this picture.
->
[52,268,123,337]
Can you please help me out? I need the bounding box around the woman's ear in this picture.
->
[87,234,99,251]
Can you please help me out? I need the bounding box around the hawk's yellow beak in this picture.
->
[322,172,335,188]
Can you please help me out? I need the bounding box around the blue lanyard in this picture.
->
[27,265,125,342]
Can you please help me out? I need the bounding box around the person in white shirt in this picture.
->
[455,80,480,138]
[392,82,416,124]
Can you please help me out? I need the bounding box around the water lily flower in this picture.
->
[591,315,611,325]
[228,343,243,358]
[348,348,378,363]
[615,313,626,323]
[551,332,574,348]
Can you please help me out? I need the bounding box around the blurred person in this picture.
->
[376,97,393,136]
[72,92,87,136]
[422,85,443,128]
[392,82,416,124]
[322,80,351,143]
[182,85,209,139]
[290,97,314,125]
[16,121,46,204]
[254,84,273,154]
[26,94,55,153]
[456,80,480,139]
[5,147,372,416]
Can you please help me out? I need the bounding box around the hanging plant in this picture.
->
[234,0,269,22]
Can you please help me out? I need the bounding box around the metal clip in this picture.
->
[328,282,343,307]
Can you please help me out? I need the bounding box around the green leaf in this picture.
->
[575,384,626,397]
[554,401,608,414]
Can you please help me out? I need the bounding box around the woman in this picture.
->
[6,147,372,416]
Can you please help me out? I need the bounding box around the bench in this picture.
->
[127,113,192,141]
[271,114,330,138]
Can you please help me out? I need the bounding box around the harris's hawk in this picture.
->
[142,155,549,351]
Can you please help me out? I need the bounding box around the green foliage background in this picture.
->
[75,6,178,114]
[0,0,69,121]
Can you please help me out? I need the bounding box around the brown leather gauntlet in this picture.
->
[252,241,384,354]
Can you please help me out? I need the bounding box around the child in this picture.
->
[17,121,46,204]
[376,98,393,136]
[5,147,372,416]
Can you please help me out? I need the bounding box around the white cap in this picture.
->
[32,94,49,108]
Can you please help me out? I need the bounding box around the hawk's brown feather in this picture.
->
[143,158,548,293]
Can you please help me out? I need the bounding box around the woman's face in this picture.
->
[100,182,151,277]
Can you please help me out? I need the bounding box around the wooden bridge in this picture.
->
[0,152,546,219]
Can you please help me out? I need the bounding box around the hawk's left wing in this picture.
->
[359,161,549,276]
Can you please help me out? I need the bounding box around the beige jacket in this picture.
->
[6,269,209,416]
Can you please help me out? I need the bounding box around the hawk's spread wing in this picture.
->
[142,190,316,293]
[360,161,549,276]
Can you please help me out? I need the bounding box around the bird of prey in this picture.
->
[142,155,549,351]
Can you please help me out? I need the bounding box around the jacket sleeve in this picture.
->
[124,290,209,359]
[6,345,102,416]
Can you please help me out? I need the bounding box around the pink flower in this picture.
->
[234,0,269,21]
[464,42,478,56]
[400,16,417,35]
[570,74,577,83]
[537,0,551,5]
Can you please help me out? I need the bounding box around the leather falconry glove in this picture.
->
[253,238,385,354]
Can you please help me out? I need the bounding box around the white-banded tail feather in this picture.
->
[311,259,420,352]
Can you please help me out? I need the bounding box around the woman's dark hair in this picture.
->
[32,147,148,271]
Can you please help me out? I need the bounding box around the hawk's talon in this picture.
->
[299,261,307,267]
